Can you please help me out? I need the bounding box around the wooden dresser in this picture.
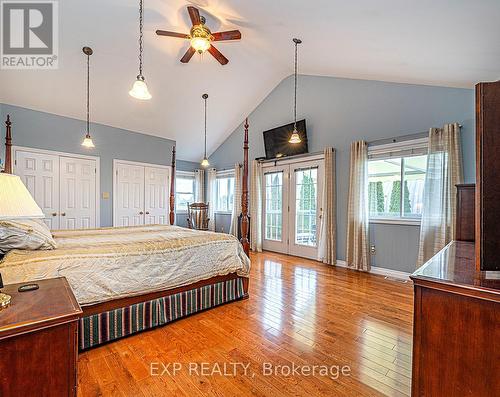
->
[0,277,82,397]
[411,184,500,395]
[410,241,499,396]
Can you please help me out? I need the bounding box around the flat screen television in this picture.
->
[263,119,308,159]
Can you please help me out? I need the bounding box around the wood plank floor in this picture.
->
[78,251,414,396]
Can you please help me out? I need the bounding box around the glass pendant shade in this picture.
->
[289,127,301,144]
[191,37,211,53]
[81,133,95,148]
[129,75,152,100]
[201,157,210,167]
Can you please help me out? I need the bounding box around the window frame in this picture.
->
[214,170,235,214]
[175,171,196,214]
[368,137,428,226]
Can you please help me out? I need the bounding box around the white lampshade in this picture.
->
[129,76,152,100]
[81,135,95,148]
[0,174,44,220]
[200,157,210,167]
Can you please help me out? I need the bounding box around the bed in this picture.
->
[0,115,252,349]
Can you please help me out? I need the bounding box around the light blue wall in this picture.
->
[209,75,475,272]
[0,103,194,227]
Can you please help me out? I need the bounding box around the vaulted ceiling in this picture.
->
[1,0,499,161]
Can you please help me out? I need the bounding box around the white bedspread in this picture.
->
[0,225,250,305]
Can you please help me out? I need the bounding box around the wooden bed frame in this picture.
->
[2,115,250,349]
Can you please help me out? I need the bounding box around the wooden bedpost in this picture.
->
[3,115,12,174]
[169,145,176,225]
[240,118,250,257]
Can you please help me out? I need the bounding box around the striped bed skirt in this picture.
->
[79,277,246,350]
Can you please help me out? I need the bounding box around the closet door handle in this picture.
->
[61,212,66,216]
[139,211,144,215]
[145,211,150,215]
[51,212,57,217]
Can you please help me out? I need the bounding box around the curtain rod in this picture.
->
[258,150,324,164]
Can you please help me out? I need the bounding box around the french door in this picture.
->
[262,159,324,259]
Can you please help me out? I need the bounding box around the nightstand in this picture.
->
[0,277,82,397]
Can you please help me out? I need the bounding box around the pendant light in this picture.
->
[81,46,95,148]
[129,0,152,100]
[289,38,302,144]
[200,94,210,167]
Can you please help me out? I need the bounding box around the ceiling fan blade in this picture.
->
[208,45,229,65]
[156,30,190,39]
[180,47,196,63]
[187,6,201,25]
[212,30,241,41]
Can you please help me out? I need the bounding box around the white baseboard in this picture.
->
[335,260,411,280]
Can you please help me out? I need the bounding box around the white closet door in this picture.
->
[144,166,170,225]
[114,163,145,226]
[59,156,97,229]
[15,150,60,229]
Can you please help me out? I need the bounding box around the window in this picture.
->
[175,172,195,212]
[215,174,235,212]
[368,138,427,223]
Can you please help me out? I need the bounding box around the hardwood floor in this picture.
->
[78,251,414,397]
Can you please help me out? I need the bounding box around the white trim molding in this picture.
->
[336,260,411,280]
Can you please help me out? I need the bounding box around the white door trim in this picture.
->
[13,145,101,227]
[112,159,171,226]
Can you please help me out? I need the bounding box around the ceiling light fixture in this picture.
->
[289,38,302,144]
[81,46,95,149]
[129,0,152,100]
[190,20,212,53]
[201,93,210,167]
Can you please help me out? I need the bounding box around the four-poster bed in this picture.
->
[1,115,251,349]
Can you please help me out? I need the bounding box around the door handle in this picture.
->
[139,211,144,215]
[51,212,57,217]
[145,211,150,215]
[61,212,66,216]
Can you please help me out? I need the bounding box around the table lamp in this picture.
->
[0,173,44,309]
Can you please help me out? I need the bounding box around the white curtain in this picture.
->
[346,141,370,271]
[207,168,217,231]
[230,164,242,237]
[194,169,205,203]
[250,160,263,252]
[318,147,337,265]
[417,123,463,266]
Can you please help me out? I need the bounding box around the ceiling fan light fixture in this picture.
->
[129,75,152,100]
[190,36,211,53]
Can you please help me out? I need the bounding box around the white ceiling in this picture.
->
[1,0,499,161]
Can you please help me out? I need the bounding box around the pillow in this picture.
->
[0,219,57,254]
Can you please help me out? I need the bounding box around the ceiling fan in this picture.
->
[156,6,241,65]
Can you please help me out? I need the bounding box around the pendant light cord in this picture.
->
[293,39,298,130]
[86,53,90,135]
[138,0,144,76]
[204,96,207,158]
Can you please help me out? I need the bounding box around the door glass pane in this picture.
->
[294,167,318,246]
[265,172,283,241]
